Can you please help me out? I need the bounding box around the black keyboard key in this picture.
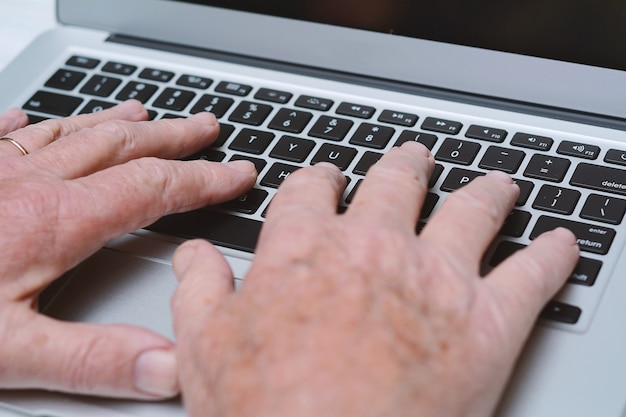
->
[102,61,137,76]
[229,129,275,155]
[421,117,462,135]
[532,185,581,215]
[569,163,626,197]
[66,56,100,69]
[23,91,83,117]
[308,116,354,141]
[215,81,252,96]
[269,136,315,163]
[190,94,234,118]
[353,151,383,176]
[255,88,293,104]
[523,154,571,182]
[349,123,395,149]
[557,141,600,160]
[176,74,212,90]
[394,130,438,150]
[139,68,175,82]
[346,179,363,204]
[435,138,481,165]
[183,149,226,162]
[261,162,301,188]
[378,110,418,127]
[569,257,603,286]
[490,240,602,287]
[478,146,525,174]
[229,154,267,175]
[79,99,116,114]
[421,193,440,218]
[604,149,626,167]
[80,75,122,97]
[501,210,531,238]
[26,114,49,124]
[213,123,235,147]
[45,69,86,91]
[530,215,616,255]
[295,95,333,111]
[220,188,269,215]
[228,101,273,126]
[440,168,484,192]
[147,210,262,253]
[430,164,444,188]
[268,108,313,133]
[580,194,626,225]
[153,88,196,111]
[510,132,553,151]
[115,81,158,103]
[311,143,358,171]
[465,125,507,143]
[336,102,376,119]
[540,301,581,324]
[513,179,534,206]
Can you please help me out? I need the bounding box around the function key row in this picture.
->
[45,56,626,169]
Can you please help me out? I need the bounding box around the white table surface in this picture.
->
[0,0,57,72]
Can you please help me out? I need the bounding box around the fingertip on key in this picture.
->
[113,99,147,116]
[188,111,219,126]
[398,140,432,157]
[485,169,515,184]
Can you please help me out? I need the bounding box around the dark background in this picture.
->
[180,0,626,71]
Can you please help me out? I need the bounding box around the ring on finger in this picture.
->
[0,137,29,155]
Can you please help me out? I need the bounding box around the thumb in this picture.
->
[171,239,235,337]
[3,311,179,399]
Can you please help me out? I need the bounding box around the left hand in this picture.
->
[0,101,256,399]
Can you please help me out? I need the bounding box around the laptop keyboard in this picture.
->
[22,53,626,331]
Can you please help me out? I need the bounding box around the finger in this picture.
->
[14,158,256,293]
[420,170,519,267]
[3,100,147,155]
[5,312,178,399]
[485,228,579,340]
[171,239,234,336]
[0,108,29,136]
[52,159,255,273]
[264,162,347,223]
[29,111,221,179]
[347,141,433,229]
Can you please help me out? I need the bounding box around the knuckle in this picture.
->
[64,336,110,392]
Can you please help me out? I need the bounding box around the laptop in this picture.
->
[1,0,626,415]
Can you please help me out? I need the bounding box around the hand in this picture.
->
[0,101,256,399]
[171,142,579,417]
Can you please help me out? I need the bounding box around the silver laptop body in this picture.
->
[1,0,626,415]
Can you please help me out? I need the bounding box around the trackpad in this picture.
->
[42,248,177,340]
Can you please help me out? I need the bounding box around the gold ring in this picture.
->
[0,137,28,155]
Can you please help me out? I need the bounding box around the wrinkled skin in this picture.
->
[0,100,256,399]
[172,142,579,417]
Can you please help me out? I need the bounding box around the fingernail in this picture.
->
[547,227,578,245]
[485,169,514,184]
[188,111,218,125]
[134,349,179,398]
[113,99,145,115]
[399,140,431,157]
[314,161,341,171]
[226,159,257,174]
[173,242,199,279]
